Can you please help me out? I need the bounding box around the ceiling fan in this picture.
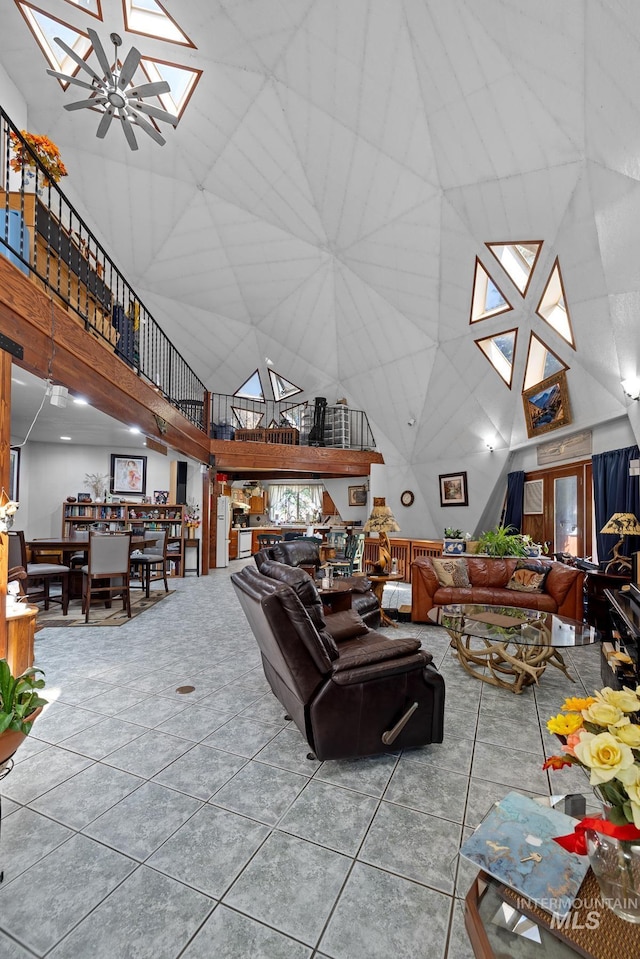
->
[46,28,178,150]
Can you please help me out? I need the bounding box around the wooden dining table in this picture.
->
[27,535,157,600]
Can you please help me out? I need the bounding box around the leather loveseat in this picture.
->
[411,555,585,623]
[232,560,445,760]
[254,538,381,629]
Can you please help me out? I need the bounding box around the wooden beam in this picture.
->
[209,439,383,476]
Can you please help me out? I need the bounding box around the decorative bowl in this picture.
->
[66,496,77,503]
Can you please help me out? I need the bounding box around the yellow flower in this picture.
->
[610,719,640,748]
[547,712,584,736]
[582,700,623,727]
[597,686,640,713]
[619,767,640,828]
[573,731,635,785]
[562,696,596,712]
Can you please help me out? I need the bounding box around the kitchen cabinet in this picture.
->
[250,494,266,513]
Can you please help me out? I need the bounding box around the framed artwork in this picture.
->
[154,490,169,504]
[77,492,92,503]
[522,371,572,439]
[439,471,468,507]
[110,454,147,496]
[348,485,367,507]
[9,447,20,501]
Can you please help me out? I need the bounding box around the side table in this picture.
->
[366,572,404,627]
[183,538,200,576]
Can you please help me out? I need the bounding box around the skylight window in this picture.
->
[234,370,265,402]
[470,258,513,323]
[523,333,568,390]
[16,3,91,76]
[139,58,201,118]
[485,241,542,297]
[535,258,575,348]
[63,0,101,16]
[268,370,302,402]
[123,0,194,47]
[231,407,264,430]
[475,330,517,388]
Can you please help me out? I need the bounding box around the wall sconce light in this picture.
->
[407,417,416,427]
[485,442,494,451]
[621,377,640,400]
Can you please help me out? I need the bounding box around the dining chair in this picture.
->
[257,533,282,547]
[8,530,70,615]
[81,532,132,623]
[327,533,362,577]
[129,529,169,598]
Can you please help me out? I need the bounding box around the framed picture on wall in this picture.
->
[522,371,572,439]
[439,471,468,507]
[154,490,169,504]
[9,447,19,501]
[110,454,147,496]
[348,485,367,507]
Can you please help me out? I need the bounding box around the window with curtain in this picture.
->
[268,485,323,524]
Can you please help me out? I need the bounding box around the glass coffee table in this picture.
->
[428,604,598,694]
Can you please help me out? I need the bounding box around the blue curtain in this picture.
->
[503,471,525,531]
[592,444,640,564]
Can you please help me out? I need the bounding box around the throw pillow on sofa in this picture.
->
[431,557,471,588]
[506,559,551,593]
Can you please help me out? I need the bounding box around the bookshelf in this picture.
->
[61,502,187,576]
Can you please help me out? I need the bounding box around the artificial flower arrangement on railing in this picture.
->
[544,686,640,921]
[9,130,68,186]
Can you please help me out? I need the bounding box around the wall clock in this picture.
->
[400,490,414,507]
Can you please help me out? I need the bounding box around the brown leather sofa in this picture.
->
[254,538,381,629]
[411,555,585,622]
[232,560,445,760]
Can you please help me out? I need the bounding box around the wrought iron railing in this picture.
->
[210,393,376,451]
[0,109,207,431]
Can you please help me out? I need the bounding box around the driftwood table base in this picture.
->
[447,632,576,694]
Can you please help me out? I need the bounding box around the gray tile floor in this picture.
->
[0,562,600,958]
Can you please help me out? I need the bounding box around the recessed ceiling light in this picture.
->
[60,436,72,441]
[73,396,88,405]
[129,426,141,434]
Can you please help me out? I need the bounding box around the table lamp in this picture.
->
[364,497,400,574]
[600,512,640,573]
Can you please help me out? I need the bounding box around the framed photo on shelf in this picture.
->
[9,447,19,501]
[439,471,468,507]
[522,371,572,439]
[77,492,92,503]
[154,490,169,505]
[348,485,367,507]
[110,454,147,496]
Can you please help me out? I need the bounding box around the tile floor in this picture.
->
[0,562,600,958]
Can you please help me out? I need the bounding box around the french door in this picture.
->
[521,460,593,559]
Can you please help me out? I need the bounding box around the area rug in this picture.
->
[35,589,174,628]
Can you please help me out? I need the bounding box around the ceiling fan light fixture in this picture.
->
[47,26,177,151]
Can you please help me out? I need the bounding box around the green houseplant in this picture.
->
[475,524,529,557]
[443,527,466,555]
[0,659,47,764]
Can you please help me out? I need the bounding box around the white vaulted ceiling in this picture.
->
[2,0,640,532]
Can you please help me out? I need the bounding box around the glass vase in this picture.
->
[585,828,640,922]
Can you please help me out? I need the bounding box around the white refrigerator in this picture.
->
[216,495,231,567]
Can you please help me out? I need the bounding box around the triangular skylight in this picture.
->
[234,370,264,401]
[63,0,101,18]
[485,241,542,297]
[535,258,575,348]
[475,329,517,388]
[231,407,264,430]
[123,0,194,47]
[470,258,513,323]
[16,3,91,77]
[268,369,302,402]
[279,403,307,429]
[139,58,201,119]
[523,333,568,391]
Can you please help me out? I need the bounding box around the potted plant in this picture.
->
[0,659,47,764]
[443,527,466,555]
[475,524,529,557]
[9,130,68,187]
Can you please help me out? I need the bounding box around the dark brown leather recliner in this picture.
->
[254,538,381,629]
[231,560,445,760]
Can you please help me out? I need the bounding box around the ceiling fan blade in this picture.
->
[96,107,115,139]
[120,114,139,151]
[118,47,141,90]
[128,109,167,146]
[53,36,102,84]
[128,100,178,127]
[64,97,106,112]
[126,80,170,98]
[87,28,112,79]
[46,69,96,91]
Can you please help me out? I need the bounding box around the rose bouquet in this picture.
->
[544,686,640,829]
